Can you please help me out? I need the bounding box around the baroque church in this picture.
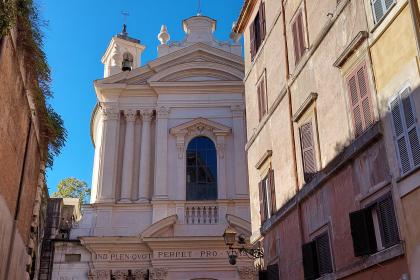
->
[50,13,256,280]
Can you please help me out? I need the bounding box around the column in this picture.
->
[120,110,136,202]
[137,109,153,202]
[153,107,170,200]
[97,107,120,202]
[232,105,248,197]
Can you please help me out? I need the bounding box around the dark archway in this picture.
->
[186,136,217,200]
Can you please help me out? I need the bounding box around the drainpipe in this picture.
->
[3,118,32,280]
[409,0,420,58]
[281,0,305,249]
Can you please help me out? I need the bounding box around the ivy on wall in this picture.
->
[1,0,67,168]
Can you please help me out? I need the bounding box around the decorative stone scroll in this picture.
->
[237,266,258,280]
[149,268,168,280]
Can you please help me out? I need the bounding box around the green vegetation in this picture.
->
[51,177,91,205]
[1,0,67,168]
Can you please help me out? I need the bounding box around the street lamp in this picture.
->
[222,226,264,265]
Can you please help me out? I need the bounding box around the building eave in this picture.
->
[233,0,258,34]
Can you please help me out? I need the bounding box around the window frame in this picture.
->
[371,0,396,24]
[302,231,334,280]
[257,72,268,121]
[249,1,266,61]
[291,8,307,65]
[299,120,318,183]
[259,168,276,223]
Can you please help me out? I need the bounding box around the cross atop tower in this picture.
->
[197,0,202,16]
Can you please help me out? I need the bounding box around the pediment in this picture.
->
[170,118,231,136]
[140,215,177,238]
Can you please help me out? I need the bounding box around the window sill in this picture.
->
[335,242,405,279]
[370,2,397,34]
[397,165,420,198]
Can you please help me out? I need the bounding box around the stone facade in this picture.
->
[50,15,254,280]
[0,26,49,280]
[234,0,418,279]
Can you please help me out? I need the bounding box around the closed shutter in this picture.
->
[259,2,266,41]
[258,78,267,120]
[347,63,374,136]
[349,209,377,256]
[302,241,319,280]
[377,195,399,248]
[390,87,420,174]
[250,22,256,61]
[315,233,333,275]
[266,264,279,280]
[268,169,276,215]
[292,10,305,65]
[372,0,394,22]
[259,181,266,223]
[299,122,317,182]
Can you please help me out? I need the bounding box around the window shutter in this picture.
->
[302,241,319,280]
[259,2,266,41]
[377,195,399,248]
[349,209,377,256]
[259,181,266,223]
[250,22,256,61]
[315,233,333,275]
[258,78,267,120]
[268,169,276,215]
[372,0,385,22]
[297,12,305,58]
[257,81,263,121]
[384,0,394,9]
[292,20,300,65]
[299,122,317,182]
[347,63,374,136]
[390,88,420,174]
[266,264,279,280]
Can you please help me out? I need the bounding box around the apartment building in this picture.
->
[234,0,420,279]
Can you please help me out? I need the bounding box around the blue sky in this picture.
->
[40,0,244,194]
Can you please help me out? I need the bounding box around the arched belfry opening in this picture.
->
[186,136,218,200]
[122,52,134,71]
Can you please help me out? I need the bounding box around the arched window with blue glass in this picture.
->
[186,136,218,200]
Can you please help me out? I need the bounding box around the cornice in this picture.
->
[233,0,258,34]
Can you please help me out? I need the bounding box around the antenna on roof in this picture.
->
[197,0,202,16]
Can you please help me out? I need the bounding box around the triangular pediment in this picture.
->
[170,118,231,136]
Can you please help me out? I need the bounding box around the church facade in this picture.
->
[50,15,256,280]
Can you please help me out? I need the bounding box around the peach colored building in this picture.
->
[233,0,418,279]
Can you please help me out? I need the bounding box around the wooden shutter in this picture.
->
[347,63,374,137]
[259,2,266,42]
[315,233,333,275]
[377,195,399,248]
[390,88,420,174]
[372,0,385,22]
[299,122,317,182]
[258,78,267,120]
[292,20,300,65]
[302,241,319,280]
[250,22,256,61]
[349,209,377,256]
[268,169,276,215]
[292,10,305,65]
[266,264,279,280]
[259,181,266,223]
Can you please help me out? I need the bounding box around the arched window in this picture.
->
[186,136,217,200]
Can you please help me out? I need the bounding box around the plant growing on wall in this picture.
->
[51,177,91,205]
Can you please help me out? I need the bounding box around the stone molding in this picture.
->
[140,109,154,121]
[156,106,170,118]
[88,270,111,280]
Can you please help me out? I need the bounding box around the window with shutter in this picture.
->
[371,0,395,23]
[299,122,317,182]
[258,181,267,223]
[390,87,420,175]
[292,10,306,65]
[347,62,374,137]
[377,195,400,248]
[302,241,319,280]
[316,233,333,275]
[268,169,276,215]
[302,232,333,280]
[257,76,267,121]
[349,208,377,256]
[249,2,266,61]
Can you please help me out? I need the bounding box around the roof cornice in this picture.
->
[233,0,258,34]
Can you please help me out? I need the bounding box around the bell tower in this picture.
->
[101,24,146,78]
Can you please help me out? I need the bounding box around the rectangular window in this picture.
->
[292,10,306,65]
[390,87,420,175]
[302,232,333,280]
[349,193,400,257]
[250,2,266,61]
[299,121,317,183]
[257,76,268,120]
[372,0,395,23]
[258,169,276,223]
[347,62,374,137]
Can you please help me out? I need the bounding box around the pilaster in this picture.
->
[138,109,154,202]
[153,107,170,200]
[97,106,120,202]
[120,110,137,202]
[232,105,248,197]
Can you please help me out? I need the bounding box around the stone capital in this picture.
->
[124,109,137,122]
[231,104,245,118]
[102,107,120,121]
[156,106,170,118]
[140,109,154,121]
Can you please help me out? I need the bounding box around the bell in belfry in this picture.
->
[122,52,133,71]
